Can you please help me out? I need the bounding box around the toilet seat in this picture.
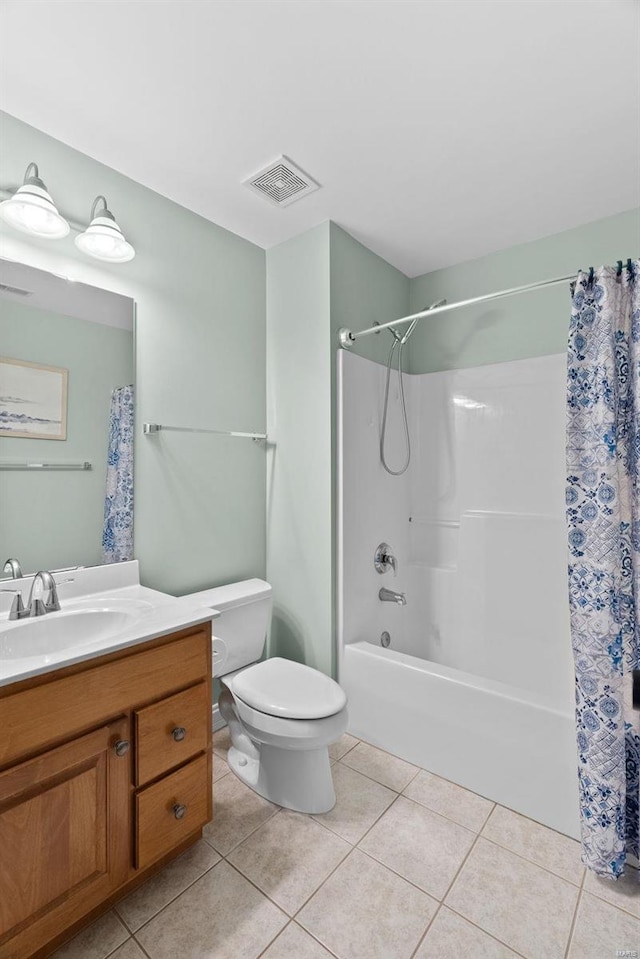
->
[229,692,348,751]
[226,656,347,719]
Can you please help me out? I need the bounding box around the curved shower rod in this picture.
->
[337,272,576,349]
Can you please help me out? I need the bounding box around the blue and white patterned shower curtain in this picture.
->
[566,262,640,879]
[102,385,134,564]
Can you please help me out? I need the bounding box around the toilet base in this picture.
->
[227,742,336,814]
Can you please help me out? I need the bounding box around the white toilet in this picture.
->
[188,579,348,814]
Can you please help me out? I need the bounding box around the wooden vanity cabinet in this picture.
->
[0,622,212,959]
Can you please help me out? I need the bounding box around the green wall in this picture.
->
[0,111,266,595]
[330,223,410,367]
[265,222,408,677]
[407,209,640,374]
[266,223,332,673]
[0,300,133,572]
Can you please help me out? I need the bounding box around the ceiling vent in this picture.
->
[0,282,32,297]
[244,156,319,208]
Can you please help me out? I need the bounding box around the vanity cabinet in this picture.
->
[0,623,212,959]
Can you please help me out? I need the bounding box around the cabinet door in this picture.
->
[0,718,130,956]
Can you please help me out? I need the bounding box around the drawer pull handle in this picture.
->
[114,740,130,757]
[172,726,187,742]
[173,803,188,820]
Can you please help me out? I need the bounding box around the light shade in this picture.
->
[0,163,69,239]
[75,196,135,263]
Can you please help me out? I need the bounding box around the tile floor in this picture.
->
[53,730,640,959]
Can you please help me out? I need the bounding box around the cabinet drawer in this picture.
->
[135,682,209,785]
[0,626,211,769]
[136,753,210,870]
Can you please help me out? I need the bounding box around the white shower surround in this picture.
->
[337,349,579,839]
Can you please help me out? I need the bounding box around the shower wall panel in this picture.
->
[339,350,573,712]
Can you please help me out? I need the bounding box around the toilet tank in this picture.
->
[185,579,272,678]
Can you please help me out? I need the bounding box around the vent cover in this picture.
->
[0,283,32,297]
[244,156,319,207]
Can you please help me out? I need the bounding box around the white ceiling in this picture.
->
[0,0,638,277]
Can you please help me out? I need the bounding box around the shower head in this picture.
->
[400,298,447,345]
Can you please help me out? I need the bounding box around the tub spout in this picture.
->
[379,587,406,606]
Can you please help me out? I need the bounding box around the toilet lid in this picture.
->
[229,657,347,719]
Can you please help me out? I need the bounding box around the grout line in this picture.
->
[435,822,531,958]
[204,801,282,858]
[225,824,353,920]
[284,799,408,918]
[563,868,586,959]
[310,779,397,845]
[254,919,293,959]
[101,936,136,959]
[225,794,407,926]
[408,901,442,959]
[128,853,224,936]
[355,844,443,903]
[331,735,360,762]
[441,826,483,902]
[223,858,293,919]
[254,919,342,959]
[336,755,419,795]
[471,834,585,888]
[441,903,529,958]
[130,935,153,959]
[398,789,496,834]
[578,872,640,920]
[115,909,136,937]
[292,920,342,959]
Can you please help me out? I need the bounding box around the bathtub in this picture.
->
[337,349,580,840]
[340,640,579,839]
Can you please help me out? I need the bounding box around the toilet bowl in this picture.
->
[185,579,348,814]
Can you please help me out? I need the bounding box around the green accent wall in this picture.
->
[330,223,410,367]
[407,209,640,374]
[266,222,408,677]
[0,111,266,595]
[266,223,332,673]
[0,300,133,572]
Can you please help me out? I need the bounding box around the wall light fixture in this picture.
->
[74,195,135,263]
[0,163,70,239]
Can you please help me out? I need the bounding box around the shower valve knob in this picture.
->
[374,543,397,576]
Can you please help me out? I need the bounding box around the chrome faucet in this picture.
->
[379,587,407,606]
[2,558,23,579]
[27,571,62,617]
[1,571,72,621]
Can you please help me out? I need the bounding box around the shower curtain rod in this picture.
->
[337,272,576,348]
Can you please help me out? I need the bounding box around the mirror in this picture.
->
[0,259,135,578]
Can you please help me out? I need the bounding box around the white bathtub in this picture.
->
[337,350,579,840]
[340,640,579,839]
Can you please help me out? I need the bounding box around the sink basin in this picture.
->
[0,605,146,661]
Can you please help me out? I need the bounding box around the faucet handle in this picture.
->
[0,589,26,620]
[374,543,398,577]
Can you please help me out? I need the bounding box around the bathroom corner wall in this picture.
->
[266,222,409,678]
[0,111,267,595]
[407,209,640,374]
[266,223,332,673]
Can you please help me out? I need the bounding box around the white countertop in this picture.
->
[0,561,220,688]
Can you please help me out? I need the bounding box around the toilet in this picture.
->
[187,579,348,814]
